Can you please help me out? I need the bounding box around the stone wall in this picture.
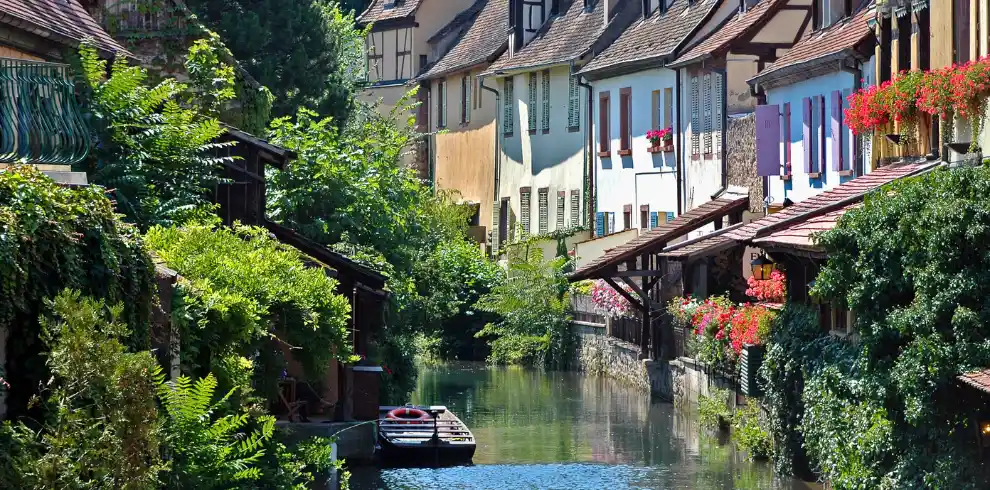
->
[726,113,763,213]
[670,356,736,408]
[573,322,674,400]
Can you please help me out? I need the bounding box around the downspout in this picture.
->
[675,68,683,215]
[578,76,594,228]
[711,67,729,200]
[481,78,501,230]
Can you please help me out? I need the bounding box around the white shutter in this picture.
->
[464,75,472,123]
[691,76,700,156]
[538,189,549,234]
[541,71,551,131]
[714,72,723,153]
[702,73,712,155]
[556,193,565,230]
[568,74,580,128]
[528,73,538,131]
[504,78,514,135]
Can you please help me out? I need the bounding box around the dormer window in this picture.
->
[384,0,402,9]
[812,0,853,30]
[584,0,594,13]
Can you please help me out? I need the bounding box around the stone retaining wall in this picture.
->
[572,322,673,400]
[670,356,736,407]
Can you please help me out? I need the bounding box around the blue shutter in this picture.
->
[666,212,675,222]
[595,212,605,237]
[650,212,659,229]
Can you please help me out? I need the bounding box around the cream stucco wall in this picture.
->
[496,64,588,236]
[432,66,499,238]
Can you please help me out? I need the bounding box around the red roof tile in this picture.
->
[419,0,508,80]
[750,9,872,86]
[660,222,745,260]
[752,203,860,251]
[680,161,940,257]
[357,0,424,25]
[570,195,748,280]
[959,370,990,394]
[0,0,130,57]
[670,0,786,67]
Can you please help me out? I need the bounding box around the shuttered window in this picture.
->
[541,70,551,132]
[599,92,610,154]
[830,90,843,172]
[619,88,631,153]
[783,102,792,175]
[437,79,447,128]
[568,74,581,129]
[520,188,531,238]
[570,189,580,227]
[528,73,538,132]
[649,211,659,229]
[663,87,673,130]
[503,77,514,135]
[802,96,813,174]
[595,212,605,237]
[538,188,549,234]
[491,200,500,252]
[461,75,471,124]
[691,76,700,156]
[640,205,649,229]
[817,95,827,173]
[713,73,723,153]
[556,192,566,230]
[702,73,712,155]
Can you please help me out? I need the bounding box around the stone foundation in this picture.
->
[572,322,673,400]
[670,356,736,407]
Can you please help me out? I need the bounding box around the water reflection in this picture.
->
[350,362,816,490]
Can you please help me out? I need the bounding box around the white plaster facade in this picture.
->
[592,67,683,232]
[494,63,588,238]
[764,58,876,205]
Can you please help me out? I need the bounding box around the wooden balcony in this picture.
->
[871,114,935,168]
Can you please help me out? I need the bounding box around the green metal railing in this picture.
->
[0,58,91,165]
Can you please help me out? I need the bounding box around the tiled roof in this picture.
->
[419,0,508,80]
[750,9,872,86]
[752,203,860,251]
[357,0,423,24]
[570,195,749,280]
[958,370,990,394]
[659,222,745,260]
[670,0,786,67]
[680,161,940,257]
[485,0,615,74]
[0,0,131,57]
[579,0,719,77]
[427,0,488,44]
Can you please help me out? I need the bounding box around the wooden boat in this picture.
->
[376,405,476,467]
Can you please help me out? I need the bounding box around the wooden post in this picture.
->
[640,253,652,358]
[972,0,981,61]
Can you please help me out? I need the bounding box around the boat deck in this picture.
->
[378,406,475,446]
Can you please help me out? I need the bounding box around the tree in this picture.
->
[187,0,365,125]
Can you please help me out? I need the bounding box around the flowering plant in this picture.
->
[669,296,777,367]
[590,279,634,318]
[846,83,891,135]
[745,269,786,302]
[647,127,673,146]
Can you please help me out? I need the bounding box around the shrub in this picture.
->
[731,402,772,461]
[697,388,732,431]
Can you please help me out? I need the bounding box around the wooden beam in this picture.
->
[608,269,666,278]
[604,277,645,312]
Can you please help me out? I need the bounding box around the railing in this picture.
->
[609,315,643,347]
[0,58,91,165]
[96,0,187,37]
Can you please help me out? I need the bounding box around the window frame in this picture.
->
[437,79,447,129]
[619,87,632,155]
[598,91,611,156]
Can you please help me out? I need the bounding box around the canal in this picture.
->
[350,362,816,490]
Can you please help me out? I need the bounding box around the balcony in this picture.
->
[0,58,91,169]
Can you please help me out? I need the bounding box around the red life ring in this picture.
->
[386,407,433,424]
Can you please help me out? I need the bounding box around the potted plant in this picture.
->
[647,127,674,153]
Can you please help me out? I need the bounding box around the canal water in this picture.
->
[350,362,815,490]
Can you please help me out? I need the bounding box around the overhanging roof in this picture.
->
[264,220,388,292]
[570,195,748,281]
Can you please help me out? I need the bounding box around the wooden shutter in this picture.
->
[528,73,538,131]
[843,88,856,175]
[691,76,700,156]
[568,74,580,128]
[818,95,827,173]
[783,102,792,175]
[599,92,610,153]
[619,88,631,151]
[702,73,712,155]
[570,189,580,226]
[491,201,500,251]
[538,188,549,234]
[541,70,550,132]
[663,87,673,130]
[756,104,781,176]
[556,192,565,230]
[595,211,605,236]
[503,78,514,135]
[607,213,616,235]
[520,188,531,238]
[666,212,674,223]
[650,211,659,229]
[714,73,724,153]
[640,205,648,229]
[802,97,812,173]
[831,90,843,171]
[652,90,660,130]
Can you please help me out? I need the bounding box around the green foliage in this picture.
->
[78,43,232,230]
[475,248,574,368]
[770,165,990,488]
[0,166,154,417]
[188,0,366,125]
[697,388,732,430]
[731,402,772,461]
[145,223,352,395]
[4,290,163,489]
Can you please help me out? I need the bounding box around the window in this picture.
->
[619,88,631,155]
[824,304,855,338]
[570,189,580,227]
[475,76,483,109]
[623,205,632,230]
[556,192,566,230]
[818,95,826,173]
[607,212,616,235]
[802,96,816,175]
[492,200,500,252]
[714,73,723,153]
[541,70,551,132]
[691,76,700,157]
[461,75,471,124]
[538,188,549,234]
[640,205,649,229]
[702,73,712,155]
[528,72,538,132]
[520,187,531,238]
[503,77,514,136]
[954,0,972,64]
[663,87,673,130]
[568,74,580,129]
[419,55,428,71]
[437,79,447,128]
[652,90,661,130]
[598,92,610,155]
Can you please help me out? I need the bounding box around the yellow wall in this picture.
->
[0,45,44,61]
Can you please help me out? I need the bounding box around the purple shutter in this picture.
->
[802,97,812,173]
[844,89,856,175]
[756,105,781,176]
[831,91,843,171]
[818,95,827,172]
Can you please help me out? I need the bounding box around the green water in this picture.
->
[349,362,815,490]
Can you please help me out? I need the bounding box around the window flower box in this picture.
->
[648,144,674,153]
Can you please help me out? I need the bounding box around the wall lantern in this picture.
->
[981,420,990,448]
[751,254,776,281]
